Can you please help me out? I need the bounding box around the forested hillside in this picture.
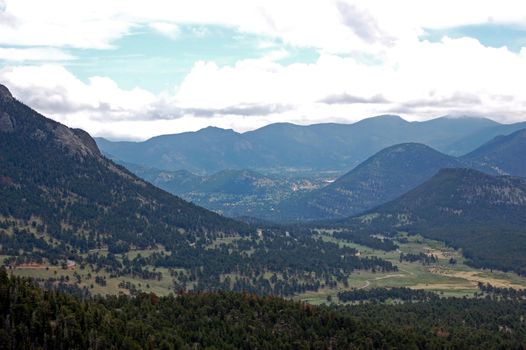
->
[122,164,323,218]
[464,128,526,176]
[340,168,526,273]
[277,143,466,221]
[2,269,526,349]
[0,84,247,256]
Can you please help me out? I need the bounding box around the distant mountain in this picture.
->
[97,127,258,175]
[275,143,466,221]
[120,162,203,193]
[96,115,522,174]
[445,121,526,156]
[463,128,526,177]
[0,84,246,257]
[341,168,526,273]
[121,163,325,218]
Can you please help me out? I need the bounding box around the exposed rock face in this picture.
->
[0,112,14,133]
[0,84,102,157]
[72,128,101,156]
[52,124,100,157]
[0,85,13,102]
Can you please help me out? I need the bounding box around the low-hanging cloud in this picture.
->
[320,93,389,105]
[186,103,292,117]
[391,92,482,113]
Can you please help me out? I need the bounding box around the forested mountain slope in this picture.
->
[340,168,526,273]
[463,128,526,177]
[0,84,247,257]
[2,269,526,349]
[276,143,466,221]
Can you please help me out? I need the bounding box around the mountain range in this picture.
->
[274,129,526,222]
[111,127,526,222]
[96,115,526,175]
[3,80,526,278]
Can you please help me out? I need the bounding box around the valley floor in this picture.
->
[299,232,526,303]
[4,232,526,303]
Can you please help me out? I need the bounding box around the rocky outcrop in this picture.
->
[52,124,100,157]
[72,128,101,156]
[0,112,14,133]
[0,84,13,102]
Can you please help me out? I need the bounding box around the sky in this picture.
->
[1,1,526,140]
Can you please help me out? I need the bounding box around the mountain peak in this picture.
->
[355,114,407,126]
[197,126,238,136]
[0,84,13,101]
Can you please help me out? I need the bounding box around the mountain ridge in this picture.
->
[96,114,525,175]
[0,84,247,258]
[463,128,526,176]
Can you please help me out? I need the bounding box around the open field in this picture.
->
[1,249,177,296]
[298,232,526,304]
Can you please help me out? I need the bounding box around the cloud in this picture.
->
[4,30,526,141]
[320,93,389,105]
[262,49,290,61]
[395,92,481,110]
[0,64,156,118]
[2,0,526,53]
[0,47,74,61]
[150,22,180,40]
[0,0,17,27]
[336,1,392,45]
[186,103,292,117]
[2,2,526,139]
[0,0,134,49]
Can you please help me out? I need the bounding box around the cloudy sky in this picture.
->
[1,0,526,140]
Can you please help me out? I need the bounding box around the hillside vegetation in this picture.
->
[2,269,526,349]
[340,168,526,273]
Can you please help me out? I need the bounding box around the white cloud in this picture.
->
[1,1,526,139]
[0,47,74,61]
[149,22,180,40]
[1,0,526,52]
[3,32,526,141]
[0,64,156,119]
[162,35,526,129]
[262,49,290,61]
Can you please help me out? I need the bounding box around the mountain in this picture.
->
[445,121,526,156]
[120,162,203,193]
[2,84,400,297]
[463,128,526,177]
[342,168,526,273]
[97,126,259,175]
[120,163,325,218]
[274,143,466,221]
[0,84,246,257]
[96,115,522,174]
